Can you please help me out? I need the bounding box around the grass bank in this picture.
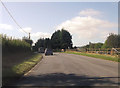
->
[12,53,42,75]
[3,53,43,86]
[64,51,119,62]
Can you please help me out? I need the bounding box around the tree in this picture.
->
[51,30,61,49]
[35,38,45,48]
[89,43,95,49]
[82,42,103,49]
[51,29,73,49]
[103,33,119,48]
[22,36,33,46]
[61,29,72,49]
[33,38,52,51]
[44,38,51,48]
[94,43,103,49]
[101,40,111,49]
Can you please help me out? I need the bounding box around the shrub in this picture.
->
[2,34,31,54]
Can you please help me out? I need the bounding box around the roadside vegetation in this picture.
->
[2,34,32,54]
[69,33,120,62]
[13,53,42,76]
[2,34,43,86]
[81,33,120,49]
[1,30,120,85]
[64,51,119,62]
[33,29,73,52]
[3,53,42,86]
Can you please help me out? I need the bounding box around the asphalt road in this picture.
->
[15,53,118,86]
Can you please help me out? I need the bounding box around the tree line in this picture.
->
[2,30,120,53]
[82,33,120,49]
[33,29,73,51]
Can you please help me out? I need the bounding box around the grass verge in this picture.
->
[3,53,43,86]
[64,51,119,62]
[12,53,43,75]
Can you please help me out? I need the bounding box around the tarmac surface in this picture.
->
[15,53,119,86]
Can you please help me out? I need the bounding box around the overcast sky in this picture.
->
[0,2,118,46]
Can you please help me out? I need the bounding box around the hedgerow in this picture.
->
[2,34,31,54]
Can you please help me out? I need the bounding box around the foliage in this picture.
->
[33,29,73,51]
[51,30,61,49]
[94,43,103,49]
[61,29,73,49]
[2,34,31,54]
[103,33,120,48]
[44,38,52,48]
[13,53,42,75]
[22,36,33,46]
[82,42,103,49]
[33,38,52,51]
[3,53,42,86]
[51,29,73,49]
[81,33,120,49]
[101,41,111,49]
[89,43,95,49]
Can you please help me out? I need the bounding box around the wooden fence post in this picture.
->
[111,48,113,55]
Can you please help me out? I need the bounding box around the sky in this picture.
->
[0,2,118,46]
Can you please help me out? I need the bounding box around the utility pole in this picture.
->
[29,33,30,39]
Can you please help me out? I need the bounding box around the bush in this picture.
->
[2,34,31,54]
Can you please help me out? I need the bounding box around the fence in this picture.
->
[86,48,120,56]
[67,48,120,57]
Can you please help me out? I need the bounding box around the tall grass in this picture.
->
[2,34,31,54]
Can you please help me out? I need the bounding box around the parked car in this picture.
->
[45,48,53,55]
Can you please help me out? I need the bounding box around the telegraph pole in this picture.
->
[29,33,30,39]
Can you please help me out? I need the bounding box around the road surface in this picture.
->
[15,53,118,86]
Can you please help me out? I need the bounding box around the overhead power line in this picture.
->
[0,0,28,34]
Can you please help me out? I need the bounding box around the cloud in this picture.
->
[0,24,13,30]
[19,27,51,43]
[79,9,102,17]
[19,27,32,33]
[31,32,51,43]
[56,9,117,45]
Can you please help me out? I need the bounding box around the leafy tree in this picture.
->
[35,38,45,48]
[94,43,103,49]
[101,40,111,49]
[34,29,73,51]
[51,30,61,49]
[89,43,95,49]
[61,29,72,49]
[82,44,90,48]
[33,38,52,51]
[103,33,119,48]
[22,36,33,46]
[51,29,73,49]
[73,46,77,49]
[44,38,51,48]
[82,42,103,49]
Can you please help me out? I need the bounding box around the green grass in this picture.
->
[64,51,119,62]
[3,53,43,86]
[12,53,43,75]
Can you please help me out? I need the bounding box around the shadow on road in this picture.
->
[5,73,118,88]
